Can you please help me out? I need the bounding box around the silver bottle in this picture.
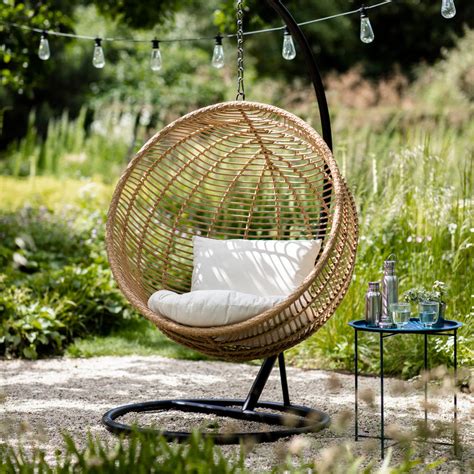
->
[380,259,398,327]
[365,281,382,326]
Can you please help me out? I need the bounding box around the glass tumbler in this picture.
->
[390,302,410,328]
[419,301,439,328]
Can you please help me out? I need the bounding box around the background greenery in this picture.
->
[0,2,472,378]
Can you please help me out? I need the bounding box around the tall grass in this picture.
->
[2,107,129,182]
[2,116,471,375]
[289,119,473,376]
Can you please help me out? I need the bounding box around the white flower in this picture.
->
[407,236,413,243]
[448,223,458,235]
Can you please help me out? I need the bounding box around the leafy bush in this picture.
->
[0,205,133,359]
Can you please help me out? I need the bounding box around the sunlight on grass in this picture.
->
[66,317,207,361]
[0,175,113,211]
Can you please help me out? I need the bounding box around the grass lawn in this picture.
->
[66,317,206,360]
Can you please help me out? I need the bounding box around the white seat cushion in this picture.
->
[148,290,284,327]
[191,236,321,297]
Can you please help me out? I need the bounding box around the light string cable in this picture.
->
[0,1,393,45]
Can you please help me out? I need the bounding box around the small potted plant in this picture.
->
[402,280,447,326]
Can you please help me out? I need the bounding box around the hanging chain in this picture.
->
[235,0,245,100]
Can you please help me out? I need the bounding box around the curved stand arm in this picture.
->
[265,0,333,151]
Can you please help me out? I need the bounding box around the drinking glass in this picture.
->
[390,302,410,328]
[419,301,439,328]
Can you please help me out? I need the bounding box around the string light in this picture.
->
[211,34,224,68]
[1,1,459,70]
[441,0,456,19]
[282,28,296,60]
[0,2,392,50]
[38,31,50,60]
[150,39,162,71]
[92,38,105,68]
[360,6,375,43]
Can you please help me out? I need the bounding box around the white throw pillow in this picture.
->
[148,290,284,327]
[191,236,321,296]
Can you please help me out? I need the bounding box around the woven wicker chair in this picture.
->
[103,101,358,442]
[102,0,358,444]
[107,101,358,362]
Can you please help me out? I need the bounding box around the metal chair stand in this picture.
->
[102,353,330,444]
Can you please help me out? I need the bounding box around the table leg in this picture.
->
[424,333,428,428]
[380,332,384,459]
[355,329,358,441]
[454,329,459,456]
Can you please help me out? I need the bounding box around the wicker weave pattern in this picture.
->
[107,101,358,361]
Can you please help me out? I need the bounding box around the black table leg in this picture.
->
[424,333,428,428]
[349,320,463,461]
[355,329,359,441]
[454,329,459,456]
[380,332,384,459]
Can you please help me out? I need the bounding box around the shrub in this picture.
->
[0,205,133,359]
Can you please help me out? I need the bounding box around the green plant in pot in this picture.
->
[402,281,447,327]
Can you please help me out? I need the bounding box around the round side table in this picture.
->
[349,319,462,459]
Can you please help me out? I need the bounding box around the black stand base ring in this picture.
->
[102,398,330,444]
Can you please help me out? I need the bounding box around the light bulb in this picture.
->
[150,39,162,71]
[92,38,105,68]
[211,34,224,69]
[441,0,456,18]
[360,8,375,44]
[282,28,296,60]
[38,32,50,60]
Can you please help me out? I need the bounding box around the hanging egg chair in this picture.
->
[103,0,358,444]
[107,100,357,361]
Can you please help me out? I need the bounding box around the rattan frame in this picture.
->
[106,101,358,361]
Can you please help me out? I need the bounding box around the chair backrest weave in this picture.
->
[107,101,339,300]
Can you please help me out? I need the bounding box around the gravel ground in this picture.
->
[1,356,472,472]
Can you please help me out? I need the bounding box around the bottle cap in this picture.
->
[368,281,380,290]
[384,260,396,272]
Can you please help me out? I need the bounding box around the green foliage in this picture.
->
[1,108,129,181]
[0,429,447,473]
[0,176,113,211]
[282,31,474,377]
[93,0,204,29]
[289,118,473,378]
[0,30,473,376]
[0,205,133,359]
[0,431,244,473]
[0,0,75,94]
[411,28,474,113]
[268,31,472,376]
[403,281,448,305]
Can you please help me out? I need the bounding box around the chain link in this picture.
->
[235,0,245,100]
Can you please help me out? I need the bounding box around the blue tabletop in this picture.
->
[349,319,462,333]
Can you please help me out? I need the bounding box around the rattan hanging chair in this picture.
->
[107,100,358,362]
[103,0,358,444]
